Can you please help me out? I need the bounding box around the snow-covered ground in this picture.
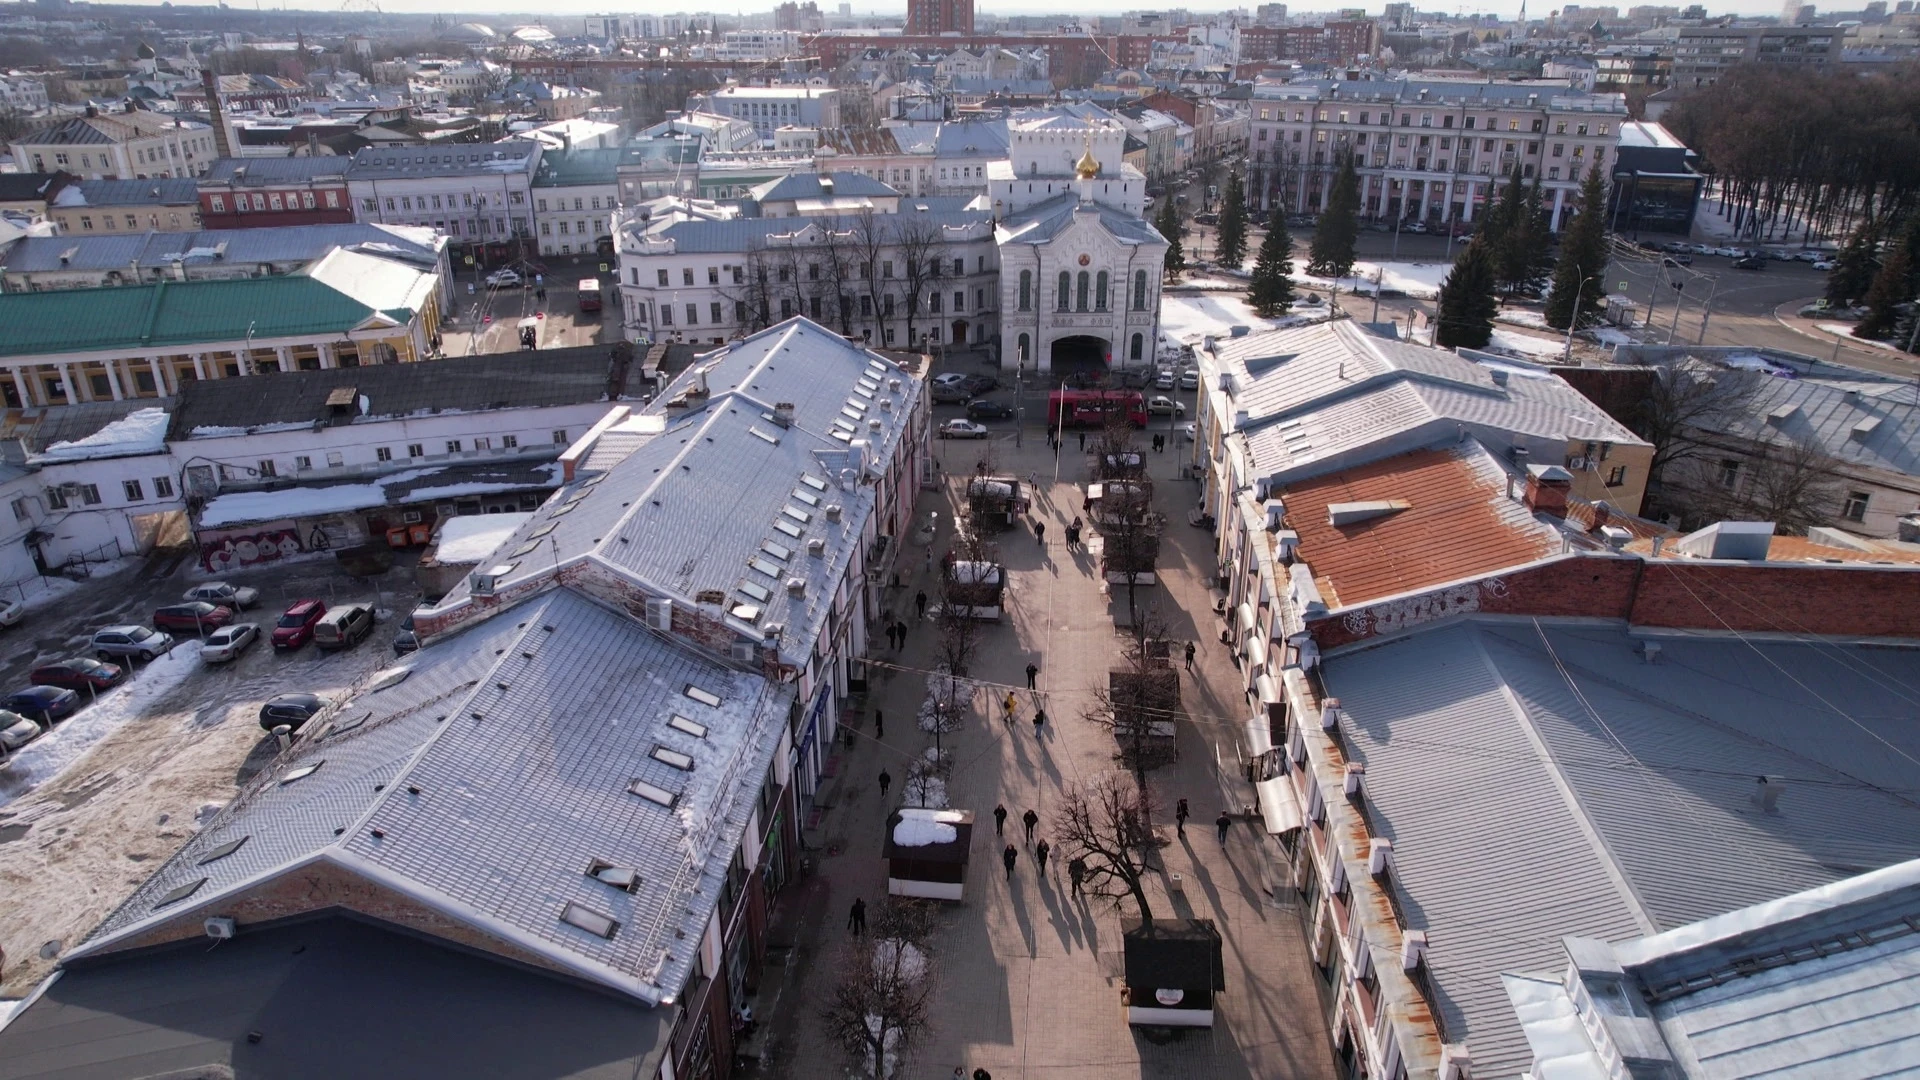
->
[1487,328,1570,359]
[0,648,202,810]
[1159,293,1324,345]
[1818,324,1911,353]
[1297,260,1454,300]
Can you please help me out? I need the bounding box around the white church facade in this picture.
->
[990,108,1169,374]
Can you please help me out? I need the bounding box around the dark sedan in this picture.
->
[152,602,234,634]
[30,658,124,693]
[4,685,78,724]
[258,692,328,733]
[966,398,1017,421]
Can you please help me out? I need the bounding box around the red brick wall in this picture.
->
[1631,561,1920,638]
[1310,555,1641,650]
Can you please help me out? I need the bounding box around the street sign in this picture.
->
[599,263,609,273]
[1618,281,1627,290]
[464,255,475,265]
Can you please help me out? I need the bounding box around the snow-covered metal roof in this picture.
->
[996,191,1167,248]
[77,589,792,1007]
[0,223,442,275]
[1323,620,1920,1079]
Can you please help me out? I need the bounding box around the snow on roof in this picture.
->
[892,815,958,847]
[31,406,169,462]
[431,513,532,565]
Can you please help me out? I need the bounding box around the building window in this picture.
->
[45,487,67,511]
[294,455,313,471]
[1718,459,1740,488]
[1607,465,1627,487]
[1133,270,1148,311]
[123,479,144,502]
[1057,271,1071,311]
[1095,271,1109,312]
[376,447,393,462]
[408,443,424,458]
[210,194,225,212]
[657,269,669,286]
[152,476,174,499]
[1844,491,1870,522]
[502,435,518,448]
[553,430,570,444]
[446,440,461,454]
[1018,269,1031,311]
[711,302,722,323]
[1130,333,1143,361]
[257,460,276,478]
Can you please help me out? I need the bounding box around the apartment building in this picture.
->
[908,0,975,34]
[0,73,48,112]
[346,141,544,246]
[699,85,843,141]
[1247,77,1628,231]
[197,157,354,229]
[47,178,202,235]
[13,105,219,181]
[531,148,620,257]
[1671,24,1842,85]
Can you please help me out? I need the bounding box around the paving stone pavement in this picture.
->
[749,423,1338,1080]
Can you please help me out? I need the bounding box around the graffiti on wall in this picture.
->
[1337,577,1509,640]
[197,520,303,572]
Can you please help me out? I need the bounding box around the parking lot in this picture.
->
[0,551,422,995]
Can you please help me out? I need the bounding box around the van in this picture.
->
[313,604,373,651]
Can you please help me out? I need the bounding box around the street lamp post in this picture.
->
[1562,268,1601,363]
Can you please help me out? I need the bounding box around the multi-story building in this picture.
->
[717,30,803,60]
[197,157,354,229]
[0,248,442,408]
[908,0,975,35]
[0,171,75,224]
[531,148,621,257]
[13,105,219,181]
[815,127,935,195]
[1246,77,1628,231]
[346,141,543,250]
[47,178,202,235]
[1671,24,1842,86]
[989,106,1167,371]
[697,85,842,141]
[615,175,1000,350]
[0,223,446,297]
[0,73,48,112]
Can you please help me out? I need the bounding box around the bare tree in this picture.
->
[1628,363,1764,494]
[1059,773,1164,928]
[818,222,860,336]
[1695,435,1848,535]
[1088,419,1162,626]
[820,899,937,1080]
[895,216,943,350]
[717,242,778,335]
[1081,607,1179,798]
[852,207,892,346]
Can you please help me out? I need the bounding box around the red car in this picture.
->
[151,602,235,634]
[30,657,124,693]
[272,598,327,651]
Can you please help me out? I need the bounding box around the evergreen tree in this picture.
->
[1247,217,1297,316]
[1826,221,1879,307]
[1155,199,1186,283]
[1216,171,1248,270]
[1477,167,1526,257]
[1544,166,1612,331]
[1307,154,1360,280]
[1435,239,1499,349]
[1854,242,1912,340]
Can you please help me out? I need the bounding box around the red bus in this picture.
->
[1048,388,1149,429]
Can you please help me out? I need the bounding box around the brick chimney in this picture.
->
[1523,464,1574,519]
[1588,499,1612,532]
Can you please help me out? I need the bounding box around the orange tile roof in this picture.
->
[1278,443,1566,609]
[1764,535,1920,565]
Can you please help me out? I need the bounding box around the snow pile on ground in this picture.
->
[873,938,928,982]
[1497,308,1552,329]
[917,670,976,733]
[1819,324,1909,353]
[1589,327,1634,346]
[432,513,533,565]
[891,811,960,847]
[1722,352,1793,374]
[1160,293,1326,345]
[1486,329,1568,359]
[34,408,170,463]
[0,647,201,810]
[1297,260,1454,300]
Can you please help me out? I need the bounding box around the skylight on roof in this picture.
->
[830,431,853,443]
[749,426,781,445]
[782,506,811,524]
[668,713,708,738]
[731,602,762,622]
[774,520,804,538]
[153,877,209,909]
[793,489,820,507]
[586,860,641,892]
[762,540,792,560]
[749,556,782,578]
[739,580,773,603]
[685,684,722,707]
[328,711,373,737]
[198,836,249,865]
[800,475,828,492]
[560,901,620,939]
[853,386,874,400]
[281,761,324,784]
[628,778,678,806]
[841,405,865,421]
[511,541,542,558]
[651,745,695,771]
[528,522,558,539]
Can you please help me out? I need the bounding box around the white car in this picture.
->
[1812,259,1836,271]
[201,622,261,663]
[1404,220,1428,234]
[1178,421,1197,443]
[182,582,260,610]
[931,372,968,387]
[485,269,523,289]
[937,419,990,439]
[1146,395,1188,417]
[0,599,22,628]
[1178,371,1200,390]
[0,709,42,751]
[1153,372,1176,390]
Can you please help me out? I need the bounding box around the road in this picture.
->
[439,263,616,358]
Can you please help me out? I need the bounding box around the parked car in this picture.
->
[272,599,328,651]
[393,614,419,656]
[4,685,77,724]
[201,623,261,664]
[152,602,234,634]
[1664,253,1694,266]
[313,604,374,651]
[1404,220,1428,234]
[92,625,172,663]
[0,710,42,752]
[1794,250,1824,262]
[1178,371,1200,390]
[959,374,999,396]
[182,582,260,610]
[966,398,1017,421]
[1146,395,1188,417]
[0,600,23,629]
[1153,371,1176,390]
[258,692,328,733]
[30,658,123,693]
[485,268,523,289]
[931,372,968,389]
[1732,256,1767,270]
[938,419,990,439]
[1178,421,1198,443]
[1194,211,1220,226]
[1812,259,1837,271]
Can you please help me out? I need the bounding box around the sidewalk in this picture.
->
[747,428,1336,1079]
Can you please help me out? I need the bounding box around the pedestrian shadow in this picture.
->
[1039,871,1083,952]
[1009,872,1038,958]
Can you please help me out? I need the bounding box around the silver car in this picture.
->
[182,582,261,610]
[0,709,41,751]
[92,625,173,663]
[201,622,261,664]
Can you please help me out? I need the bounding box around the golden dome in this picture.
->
[1074,139,1100,180]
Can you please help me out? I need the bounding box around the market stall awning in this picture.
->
[1256,773,1304,835]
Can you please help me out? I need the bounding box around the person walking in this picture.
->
[874,709,883,739]
[878,769,891,802]
[1176,798,1190,837]
[1025,662,1039,689]
[1034,838,1051,875]
[885,624,897,650]
[1002,691,1018,725]
[1216,810,1233,844]
[896,619,909,647]
[915,590,928,620]
[1078,431,1086,452]
[1033,707,1046,739]
[1002,844,1018,881]
[1022,808,1039,845]
[848,897,867,935]
[1035,520,1046,545]
[1184,640,1197,671]
[993,803,1008,837]
[1068,856,1086,897]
